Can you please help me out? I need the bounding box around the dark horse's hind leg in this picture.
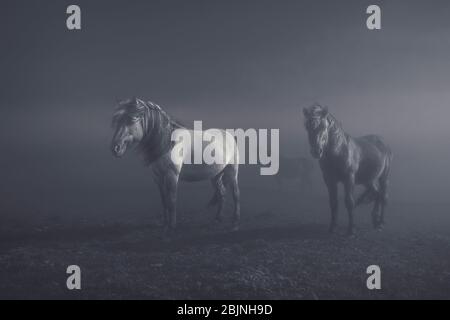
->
[378,154,391,228]
[378,177,389,228]
[371,200,381,229]
[325,180,338,233]
[356,182,378,206]
[210,172,226,222]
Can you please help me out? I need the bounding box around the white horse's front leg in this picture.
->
[153,159,180,236]
[164,169,179,232]
[156,181,168,227]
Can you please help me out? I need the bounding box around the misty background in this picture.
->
[1,0,450,225]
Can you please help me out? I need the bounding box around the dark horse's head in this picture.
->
[111,98,148,157]
[303,104,331,159]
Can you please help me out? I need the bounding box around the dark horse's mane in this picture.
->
[326,112,348,154]
[113,98,184,164]
[306,104,349,153]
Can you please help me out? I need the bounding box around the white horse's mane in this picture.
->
[112,98,183,164]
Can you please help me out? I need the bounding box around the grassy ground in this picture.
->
[1,184,450,299]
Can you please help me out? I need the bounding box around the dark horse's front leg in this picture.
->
[325,180,338,233]
[344,174,355,236]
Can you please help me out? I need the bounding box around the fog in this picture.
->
[2,0,450,223]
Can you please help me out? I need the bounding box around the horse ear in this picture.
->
[303,107,310,118]
[118,98,133,106]
[321,106,329,117]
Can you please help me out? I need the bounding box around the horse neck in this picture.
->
[139,109,178,164]
[325,115,349,156]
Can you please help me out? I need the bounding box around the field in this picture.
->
[3,0,450,302]
[1,179,450,300]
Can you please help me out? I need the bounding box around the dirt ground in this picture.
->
[1,182,450,300]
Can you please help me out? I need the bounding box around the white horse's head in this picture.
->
[111,98,146,157]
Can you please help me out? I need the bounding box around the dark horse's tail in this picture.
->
[356,147,392,207]
[378,147,393,205]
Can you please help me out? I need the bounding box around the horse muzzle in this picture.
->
[112,143,127,157]
[311,148,323,159]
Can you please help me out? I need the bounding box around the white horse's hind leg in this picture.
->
[210,173,226,221]
[231,179,240,231]
[224,164,240,231]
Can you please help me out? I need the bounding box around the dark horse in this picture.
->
[303,105,392,235]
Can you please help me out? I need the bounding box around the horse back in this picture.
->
[356,135,391,156]
[176,129,238,182]
[354,135,392,184]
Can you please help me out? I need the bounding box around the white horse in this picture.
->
[111,98,240,235]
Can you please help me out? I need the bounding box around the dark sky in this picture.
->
[1,0,450,214]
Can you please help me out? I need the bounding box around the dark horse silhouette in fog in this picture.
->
[303,105,392,235]
[276,156,313,189]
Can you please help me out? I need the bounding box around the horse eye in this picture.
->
[126,117,138,124]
